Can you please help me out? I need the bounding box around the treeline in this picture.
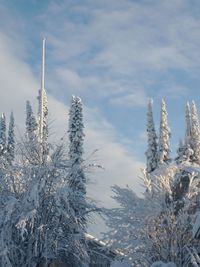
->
[104,99,200,267]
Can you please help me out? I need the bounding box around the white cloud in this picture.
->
[0,28,144,211]
[110,90,147,107]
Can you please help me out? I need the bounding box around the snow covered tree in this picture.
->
[157,99,171,165]
[185,102,192,146]
[190,101,200,164]
[175,103,195,164]
[145,99,158,173]
[67,95,89,266]
[175,139,185,164]
[176,103,194,164]
[25,100,39,165]
[0,113,7,158]
[143,165,200,267]
[26,101,38,144]
[103,185,150,266]
[7,112,15,164]
[68,96,87,222]
[175,139,193,164]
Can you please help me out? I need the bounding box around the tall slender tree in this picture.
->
[185,102,192,145]
[7,112,15,164]
[68,96,86,222]
[26,100,39,164]
[145,99,158,173]
[157,99,171,165]
[176,103,194,164]
[0,113,7,158]
[67,95,89,266]
[190,100,200,164]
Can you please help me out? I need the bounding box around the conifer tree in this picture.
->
[26,100,38,164]
[68,96,86,222]
[67,95,89,266]
[26,101,37,142]
[145,99,158,173]
[190,100,200,164]
[185,102,192,145]
[0,113,7,158]
[175,139,186,164]
[157,99,171,165]
[7,112,15,164]
[176,103,194,163]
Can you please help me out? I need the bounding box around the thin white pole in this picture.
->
[39,38,46,144]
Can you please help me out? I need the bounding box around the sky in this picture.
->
[1,0,200,236]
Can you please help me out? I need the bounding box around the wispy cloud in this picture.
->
[0,0,200,211]
[110,90,147,107]
[0,19,144,211]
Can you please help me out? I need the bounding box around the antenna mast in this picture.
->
[39,38,46,144]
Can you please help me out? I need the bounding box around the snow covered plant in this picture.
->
[150,262,177,267]
[0,93,97,267]
[104,99,200,267]
[103,184,152,267]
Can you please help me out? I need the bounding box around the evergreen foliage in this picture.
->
[67,95,89,266]
[185,102,192,146]
[190,101,200,164]
[0,113,7,158]
[68,96,86,220]
[104,99,200,267]
[157,99,171,165]
[25,100,39,164]
[145,99,158,173]
[7,112,15,164]
[0,93,93,267]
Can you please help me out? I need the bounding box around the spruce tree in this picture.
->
[175,139,186,164]
[68,96,86,221]
[26,101,38,164]
[67,96,89,266]
[157,99,171,165]
[145,99,158,173]
[190,100,200,164]
[176,103,194,163]
[7,112,15,164]
[26,101,37,142]
[185,102,192,145]
[0,113,7,158]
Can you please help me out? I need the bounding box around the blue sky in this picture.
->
[1,0,200,234]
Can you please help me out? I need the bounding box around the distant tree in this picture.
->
[157,99,171,165]
[175,103,194,164]
[145,99,158,173]
[190,101,200,164]
[185,102,192,146]
[0,113,7,158]
[25,100,39,164]
[7,112,15,165]
[175,139,185,164]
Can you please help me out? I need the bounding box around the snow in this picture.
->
[193,211,200,238]
[157,99,171,164]
[150,262,177,267]
[145,99,158,173]
[111,260,132,267]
